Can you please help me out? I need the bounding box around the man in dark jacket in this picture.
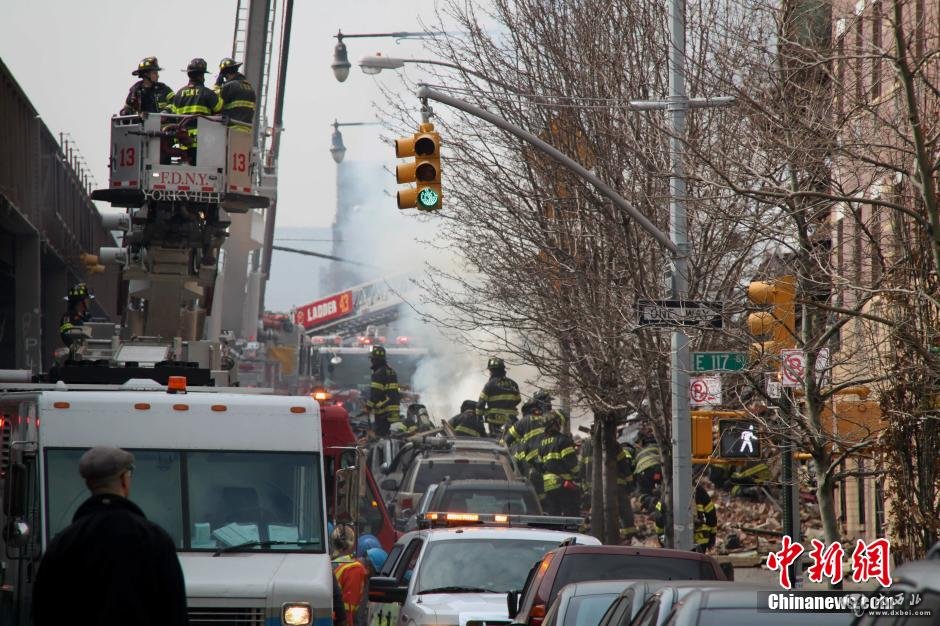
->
[170,58,223,164]
[366,345,401,437]
[503,394,549,473]
[476,357,521,437]
[33,446,187,626]
[120,56,174,115]
[449,400,486,437]
[216,57,257,127]
[537,410,581,516]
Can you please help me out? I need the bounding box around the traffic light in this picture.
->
[395,122,442,212]
[747,274,796,359]
[80,252,105,274]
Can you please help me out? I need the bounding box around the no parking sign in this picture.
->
[690,375,722,406]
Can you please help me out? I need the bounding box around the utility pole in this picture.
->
[666,0,694,552]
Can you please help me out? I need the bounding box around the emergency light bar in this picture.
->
[417,511,584,531]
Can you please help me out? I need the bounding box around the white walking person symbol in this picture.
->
[739,425,756,454]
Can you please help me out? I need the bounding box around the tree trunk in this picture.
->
[603,415,621,545]
[814,451,842,589]
[590,416,605,541]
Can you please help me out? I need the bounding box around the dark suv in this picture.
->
[508,544,727,626]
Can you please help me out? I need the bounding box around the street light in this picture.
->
[358,54,518,93]
[331,30,440,82]
[330,119,380,164]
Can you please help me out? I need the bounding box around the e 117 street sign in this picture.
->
[692,351,746,372]
[636,300,723,329]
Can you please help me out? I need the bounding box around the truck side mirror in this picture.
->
[334,467,360,526]
[507,590,520,618]
[369,576,408,604]
[381,478,398,491]
[2,463,27,518]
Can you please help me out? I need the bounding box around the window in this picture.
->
[436,487,540,514]
[563,593,619,626]
[632,596,663,626]
[412,461,510,493]
[416,538,559,594]
[551,555,715,600]
[45,448,324,552]
[870,1,882,100]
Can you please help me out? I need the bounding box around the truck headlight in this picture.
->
[282,602,312,626]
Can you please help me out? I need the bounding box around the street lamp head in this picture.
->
[332,39,351,82]
[330,123,347,163]
[359,54,406,76]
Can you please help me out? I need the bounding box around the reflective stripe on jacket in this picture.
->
[218,73,256,124]
[539,431,579,492]
[333,555,368,625]
[171,83,223,116]
[634,444,662,475]
[367,364,401,422]
[477,375,521,425]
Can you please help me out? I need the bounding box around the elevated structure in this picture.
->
[0,58,119,373]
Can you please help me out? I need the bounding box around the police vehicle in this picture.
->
[367,513,598,626]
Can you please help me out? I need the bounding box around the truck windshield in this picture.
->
[416,538,559,594]
[45,448,325,553]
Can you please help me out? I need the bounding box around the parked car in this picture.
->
[509,545,727,626]
[663,588,852,625]
[381,436,518,525]
[542,580,637,626]
[852,541,940,625]
[369,525,600,626]
[622,581,748,626]
[595,581,702,626]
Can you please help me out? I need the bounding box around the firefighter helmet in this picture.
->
[370,345,387,359]
[533,390,553,406]
[546,409,567,429]
[185,58,209,74]
[487,357,505,371]
[219,57,242,73]
[65,282,95,303]
[132,56,162,76]
[460,399,478,413]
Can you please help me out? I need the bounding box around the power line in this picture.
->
[271,244,372,267]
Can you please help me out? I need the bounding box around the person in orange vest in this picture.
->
[331,524,368,625]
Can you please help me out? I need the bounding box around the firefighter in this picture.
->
[729,460,772,500]
[59,283,94,348]
[215,57,256,127]
[121,56,174,115]
[539,410,581,517]
[634,434,663,503]
[449,400,486,437]
[169,58,223,164]
[331,524,368,626]
[504,395,548,474]
[366,345,400,438]
[615,440,637,540]
[476,357,521,437]
[651,483,717,553]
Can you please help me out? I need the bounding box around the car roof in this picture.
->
[693,588,780,609]
[555,544,717,562]
[398,525,601,544]
[885,560,940,590]
[563,580,642,597]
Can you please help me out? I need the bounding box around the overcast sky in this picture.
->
[0,0,443,229]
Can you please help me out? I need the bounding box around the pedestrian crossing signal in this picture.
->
[718,419,761,458]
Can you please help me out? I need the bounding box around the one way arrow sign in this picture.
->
[636,300,723,329]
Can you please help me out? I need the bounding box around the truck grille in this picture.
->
[188,606,266,626]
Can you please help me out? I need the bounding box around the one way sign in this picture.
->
[636,300,723,329]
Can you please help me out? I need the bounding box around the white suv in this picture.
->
[369,525,599,626]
